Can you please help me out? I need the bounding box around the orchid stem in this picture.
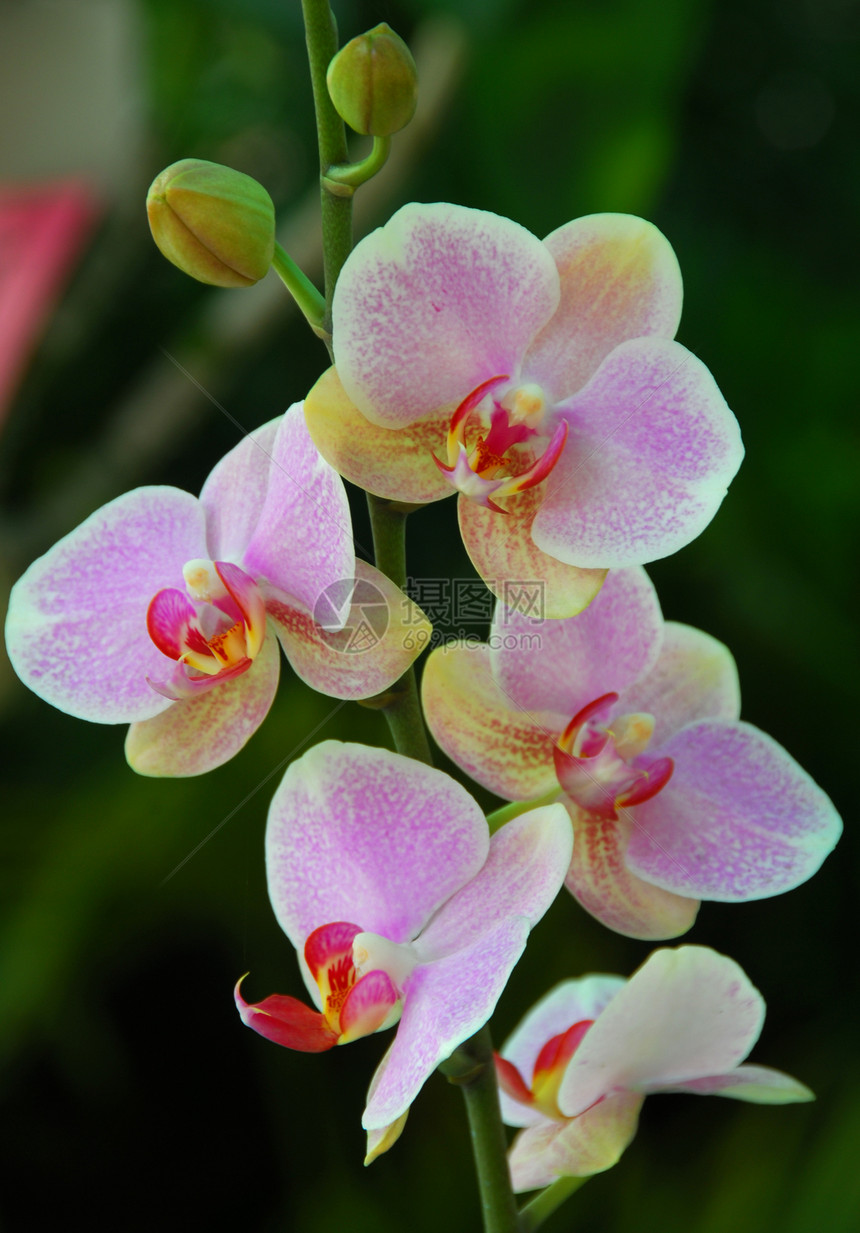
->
[518,1175,588,1231]
[366,493,434,766]
[440,1025,522,1233]
[271,242,326,336]
[485,790,561,835]
[301,0,352,347]
[324,136,392,191]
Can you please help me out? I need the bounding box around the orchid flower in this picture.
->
[234,740,573,1153]
[422,566,841,938]
[497,946,813,1192]
[304,205,743,617]
[5,405,429,776]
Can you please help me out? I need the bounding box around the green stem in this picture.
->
[366,493,433,766]
[271,241,326,335]
[518,1175,588,1232]
[300,0,353,342]
[485,789,562,835]
[324,135,392,191]
[440,1026,522,1233]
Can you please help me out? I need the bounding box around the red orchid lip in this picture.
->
[434,375,568,509]
[554,692,674,820]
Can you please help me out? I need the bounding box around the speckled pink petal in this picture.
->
[525,214,682,402]
[362,916,530,1130]
[533,338,743,569]
[421,643,562,801]
[626,721,843,900]
[558,947,764,1117]
[333,203,560,428]
[415,805,573,960]
[265,561,431,700]
[265,742,489,951]
[5,487,207,723]
[458,487,606,619]
[563,800,700,940]
[499,977,626,1128]
[241,403,355,612]
[508,1091,643,1191]
[621,622,740,744]
[304,367,453,503]
[124,630,279,776]
[659,1064,813,1103]
[199,418,279,561]
[490,566,662,716]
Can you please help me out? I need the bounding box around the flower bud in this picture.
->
[146,159,275,288]
[327,24,418,137]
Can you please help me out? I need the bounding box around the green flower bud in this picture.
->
[146,159,275,288]
[327,24,418,137]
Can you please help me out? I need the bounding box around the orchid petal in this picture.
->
[234,977,338,1052]
[415,805,573,961]
[5,487,207,723]
[458,487,606,619]
[364,1106,410,1164]
[558,947,764,1117]
[621,621,740,743]
[562,799,700,939]
[333,203,560,428]
[146,587,199,660]
[490,566,662,715]
[304,367,453,503]
[508,1091,643,1191]
[362,916,531,1130]
[499,977,626,1128]
[265,560,431,700]
[199,418,279,561]
[215,561,267,660]
[339,969,400,1044]
[533,338,743,569]
[241,403,355,614]
[658,1064,814,1104]
[422,643,561,801]
[626,721,843,900]
[525,214,682,401]
[125,630,280,776]
[266,742,489,949]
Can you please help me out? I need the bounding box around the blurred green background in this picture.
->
[0,0,856,1230]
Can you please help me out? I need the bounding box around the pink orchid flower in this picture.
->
[304,205,743,617]
[497,946,813,1192]
[234,741,573,1153]
[422,567,841,938]
[5,405,429,776]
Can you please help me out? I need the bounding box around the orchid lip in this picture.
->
[433,376,568,509]
[146,559,266,691]
[555,692,674,819]
[496,1018,594,1122]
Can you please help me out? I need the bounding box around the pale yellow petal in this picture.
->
[458,487,606,619]
[422,642,561,801]
[304,367,453,503]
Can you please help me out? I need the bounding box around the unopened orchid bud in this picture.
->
[146,159,275,288]
[326,24,418,137]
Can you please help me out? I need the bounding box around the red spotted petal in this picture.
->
[146,588,201,661]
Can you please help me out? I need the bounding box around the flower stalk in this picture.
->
[440,1026,522,1233]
